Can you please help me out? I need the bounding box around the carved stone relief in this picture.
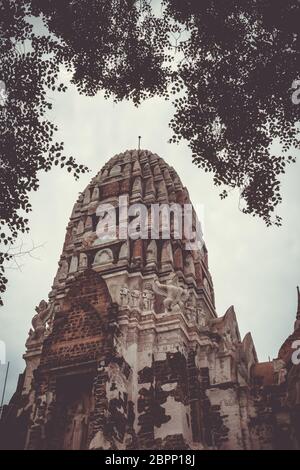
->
[152,277,189,313]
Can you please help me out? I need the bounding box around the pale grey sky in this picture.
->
[0,72,299,404]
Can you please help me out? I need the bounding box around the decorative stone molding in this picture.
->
[26,300,50,346]
[93,248,114,267]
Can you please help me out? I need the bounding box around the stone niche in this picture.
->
[54,373,94,450]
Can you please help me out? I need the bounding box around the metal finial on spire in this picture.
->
[138,136,141,151]
[297,286,300,320]
[294,286,300,332]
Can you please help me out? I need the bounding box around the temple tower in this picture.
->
[0,150,280,450]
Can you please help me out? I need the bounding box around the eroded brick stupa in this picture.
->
[1,150,299,450]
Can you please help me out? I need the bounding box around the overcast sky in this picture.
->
[0,68,299,404]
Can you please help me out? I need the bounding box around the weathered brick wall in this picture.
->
[136,350,192,449]
[40,269,112,368]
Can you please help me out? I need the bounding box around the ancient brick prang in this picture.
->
[1,150,299,450]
